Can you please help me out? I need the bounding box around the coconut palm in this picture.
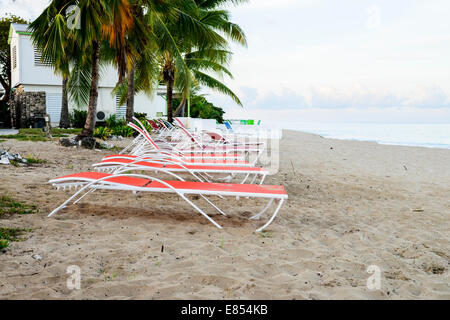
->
[29,4,74,128]
[156,0,247,122]
[30,0,112,137]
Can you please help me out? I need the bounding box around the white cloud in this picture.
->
[235,0,319,10]
[0,0,49,20]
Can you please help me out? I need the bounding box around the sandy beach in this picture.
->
[0,129,449,299]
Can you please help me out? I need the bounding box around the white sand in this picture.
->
[0,130,449,299]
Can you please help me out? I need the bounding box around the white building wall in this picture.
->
[134,92,166,118]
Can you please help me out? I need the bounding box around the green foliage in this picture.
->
[93,126,113,140]
[18,128,44,135]
[52,128,82,135]
[25,155,47,164]
[1,134,48,142]
[0,228,25,242]
[112,125,134,137]
[176,94,225,124]
[105,114,126,128]
[69,110,88,128]
[0,195,38,216]
[0,100,10,127]
[134,112,147,119]
[0,227,30,251]
[0,239,8,249]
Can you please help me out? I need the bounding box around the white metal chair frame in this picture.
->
[48,172,286,232]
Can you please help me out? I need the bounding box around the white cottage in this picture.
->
[8,23,166,126]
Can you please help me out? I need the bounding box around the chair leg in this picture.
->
[199,195,227,216]
[250,198,274,220]
[256,199,284,233]
[48,183,93,217]
[176,193,223,229]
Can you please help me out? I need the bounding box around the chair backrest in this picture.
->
[224,121,233,132]
[177,123,203,148]
[204,130,226,143]
[148,120,160,131]
[174,117,186,129]
[168,121,177,130]
[130,118,160,151]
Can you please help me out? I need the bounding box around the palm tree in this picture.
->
[156,0,247,122]
[29,4,74,128]
[30,0,111,137]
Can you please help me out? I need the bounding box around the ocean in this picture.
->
[267,122,450,149]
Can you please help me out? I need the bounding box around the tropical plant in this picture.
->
[111,125,134,137]
[157,0,247,122]
[93,126,113,140]
[69,110,87,128]
[175,93,225,123]
[105,114,126,128]
[29,0,108,136]
[29,0,247,136]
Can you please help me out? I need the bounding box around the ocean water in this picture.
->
[267,122,450,149]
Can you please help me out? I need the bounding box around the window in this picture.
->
[34,47,52,66]
[115,95,126,119]
[12,46,17,69]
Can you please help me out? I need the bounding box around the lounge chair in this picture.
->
[48,172,287,232]
[93,157,269,184]
[125,119,264,164]
[168,119,266,155]
[121,120,249,162]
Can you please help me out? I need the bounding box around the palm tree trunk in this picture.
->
[126,59,135,123]
[0,75,10,102]
[80,41,100,138]
[173,96,186,117]
[59,76,70,128]
[166,76,174,123]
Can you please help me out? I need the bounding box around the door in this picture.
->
[46,93,62,124]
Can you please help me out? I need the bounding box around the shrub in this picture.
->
[93,126,113,140]
[25,155,47,164]
[174,95,225,124]
[0,239,8,249]
[105,114,126,128]
[134,112,147,120]
[70,110,87,128]
[112,125,134,137]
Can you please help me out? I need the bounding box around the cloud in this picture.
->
[239,87,308,110]
[208,84,450,112]
[236,0,319,10]
[309,86,406,109]
[404,85,450,108]
[0,0,49,20]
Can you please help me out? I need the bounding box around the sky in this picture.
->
[1,0,450,123]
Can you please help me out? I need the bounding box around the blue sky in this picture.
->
[2,0,450,122]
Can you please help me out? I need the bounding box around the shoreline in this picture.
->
[282,128,450,150]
